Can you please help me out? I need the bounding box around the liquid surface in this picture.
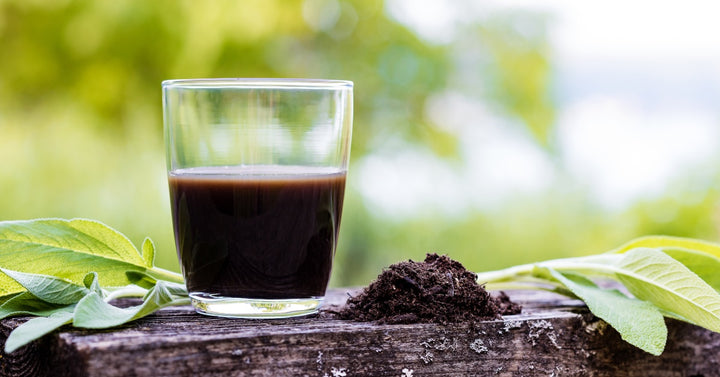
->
[169,166,346,299]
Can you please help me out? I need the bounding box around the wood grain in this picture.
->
[1,289,718,377]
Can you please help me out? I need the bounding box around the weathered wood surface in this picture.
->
[1,289,718,377]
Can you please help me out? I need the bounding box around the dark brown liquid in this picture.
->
[169,166,346,299]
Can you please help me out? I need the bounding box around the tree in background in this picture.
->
[1,0,716,286]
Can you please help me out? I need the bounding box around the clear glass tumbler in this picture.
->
[162,78,353,318]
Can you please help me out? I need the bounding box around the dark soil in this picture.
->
[338,253,521,324]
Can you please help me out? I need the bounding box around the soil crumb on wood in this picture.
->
[339,253,522,324]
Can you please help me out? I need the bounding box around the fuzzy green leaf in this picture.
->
[0,218,188,355]
[611,235,720,258]
[73,280,189,329]
[615,248,720,332]
[0,292,71,320]
[610,236,720,290]
[125,271,187,297]
[659,248,720,292]
[125,270,158,290]
[83,271,103,294]
[4,311,74,353]
[0,269,89,305]
[141,237,155,268]
[539,267,667,355]
[0,219,151,296]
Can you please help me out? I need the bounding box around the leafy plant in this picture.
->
[0,218,188,353]
[2,219,720,357]
[476,235,720,355]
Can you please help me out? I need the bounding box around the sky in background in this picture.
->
[355,0,720,218]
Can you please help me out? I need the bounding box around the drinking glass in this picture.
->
[163,78,353,318]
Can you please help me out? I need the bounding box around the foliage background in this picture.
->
[1,0,719,286]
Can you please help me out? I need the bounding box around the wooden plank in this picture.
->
[1,289,719,377]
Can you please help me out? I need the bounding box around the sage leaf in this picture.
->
[611,235,720,258]
[83,271,103,294]
[73,280,189,329]
[660,248,720,292]
[478,235,720,355]
[4,311,74,353]
[158,281,188,298]
[141,237,155,268]
[615,248,720,332]
[539,267,667,355]
[0,218,190,355]
[610,236,720,290]
[0,269,89,305]
[125,271,188,297]
[0,219,150,296]
[0,218,184,299]
[0,292,71,320]
[125,270,157,290]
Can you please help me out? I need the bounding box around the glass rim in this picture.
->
[162,78,353,90]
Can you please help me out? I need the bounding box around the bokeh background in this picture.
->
[2,0,720,287]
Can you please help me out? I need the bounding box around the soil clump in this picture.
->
[339,253,521,324]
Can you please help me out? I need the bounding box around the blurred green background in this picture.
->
[2,0,720,287]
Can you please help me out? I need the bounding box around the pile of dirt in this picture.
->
[339,253,521,324]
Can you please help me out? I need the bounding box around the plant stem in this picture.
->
[146,267,185,284]
[475,254,623,286]
[475,263,536,283]
[105,285,148,301]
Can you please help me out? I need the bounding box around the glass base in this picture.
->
[189,293,323,319]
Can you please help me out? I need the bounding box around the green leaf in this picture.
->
[538,267,667,356]
[125,270,157,290]
[73,281,189,329]
[141,237,155,268]
[0,218,189,355]
[83,272,103,294]
[660,248,720,292]
[0,218,151,296]
[609,236,720,290]
[0,269,89,305]
[4,311,74,353]
[125,271,187,297]
[0,292,71,320]
[615,248,720,332]
[611,235,720,258]
[158,280,188,297]
[477,235,720,355]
